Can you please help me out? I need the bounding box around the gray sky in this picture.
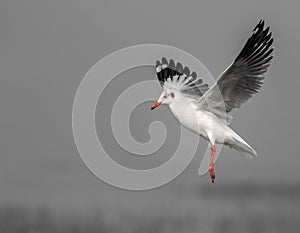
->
[0,0,299,208]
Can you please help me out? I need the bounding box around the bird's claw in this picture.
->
[209,165,215,183]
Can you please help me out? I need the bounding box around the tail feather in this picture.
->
[226,131,257,159]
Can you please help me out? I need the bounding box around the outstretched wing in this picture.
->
[155,57,209,98]
[197,20,274,119]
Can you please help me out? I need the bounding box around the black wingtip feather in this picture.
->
[191,71,197,79]
[162,57,168,65]
[183,66,190,77]
[176,62,183,73]
[169,59,175,69]
[236,20,273,65]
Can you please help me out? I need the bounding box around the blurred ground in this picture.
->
[1,183,299,233]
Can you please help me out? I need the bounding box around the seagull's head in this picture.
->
[151,87,177,110]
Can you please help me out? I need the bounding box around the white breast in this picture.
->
[169,99,210,139]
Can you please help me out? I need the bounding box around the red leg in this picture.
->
[209,145,216,183]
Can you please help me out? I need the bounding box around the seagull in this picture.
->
[151,20,273,183]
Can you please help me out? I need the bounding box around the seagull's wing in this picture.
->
[155,57,209,99]
[196,20,274,122]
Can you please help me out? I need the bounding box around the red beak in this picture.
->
[151,102,161,110]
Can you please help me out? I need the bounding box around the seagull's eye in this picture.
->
[163,95,167,98]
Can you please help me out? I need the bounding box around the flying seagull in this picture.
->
[151,20,273,183]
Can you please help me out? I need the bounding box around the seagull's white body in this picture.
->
[168,91,256,159]
[169,93,219,141]
[152,20,273,181]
